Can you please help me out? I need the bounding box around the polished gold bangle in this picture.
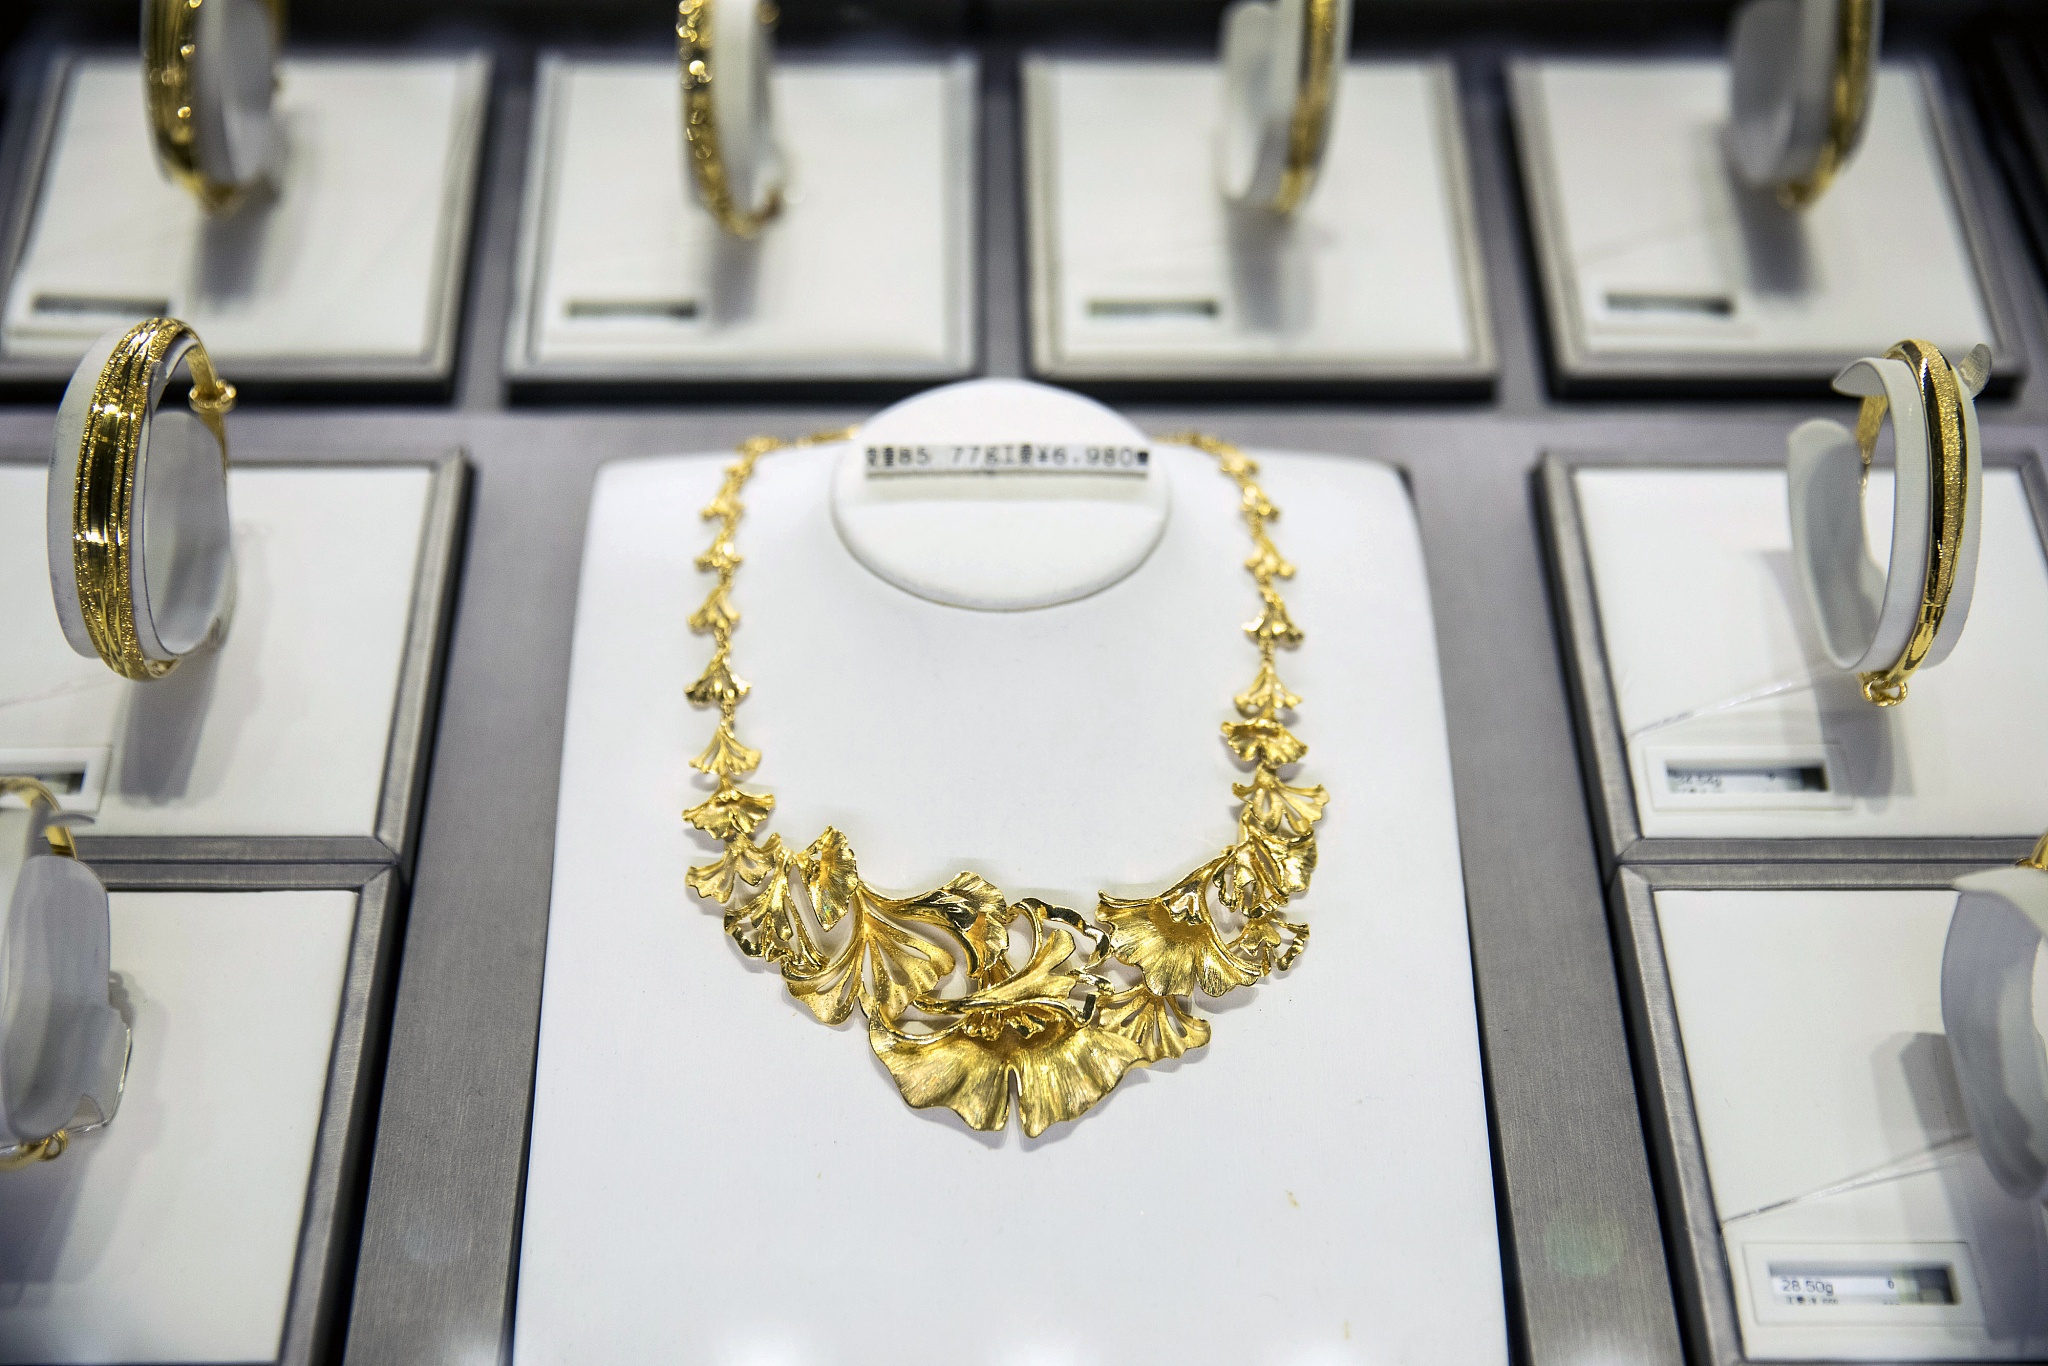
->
[1777,0,1876,210]
[1852,338,1967,707]
[0,1129,68,1174]
[142,0,284,214]
[676,0,784,239]
[1270,0,1341,216]
[0,776,77,858]
[71,318,236,683]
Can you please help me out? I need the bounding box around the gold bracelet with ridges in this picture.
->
[676,0,784,239]
[71,318,236,682]
[681,428,1327,1136]
[1778,0,1876,209]
[1852,338,1967,707]
[143,0,285,214]
[1271,0,1341,215]
[0,775,82,1173]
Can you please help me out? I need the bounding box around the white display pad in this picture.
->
[1515,61,1997,370]
[1024,58,1491,383]
[1657,888,2048,1360]
[508,56,976,380]
[0,889,357,1364]
[0,465,431,837]
[1576,466,2048,840]
[514,444,1505,1363]
[2,55,490,372]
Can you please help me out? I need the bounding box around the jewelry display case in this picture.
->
[1613,861,2048,1364]
[1541,450,2048,870]
[0,863,403,1366]
[0,52,491,395]
[0,454,466,868]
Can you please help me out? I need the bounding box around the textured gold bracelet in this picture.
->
[1776,0,1876,209]
[142,0,285,214]
[1270,0,1342,216]
[676,0,784,239]
[1852,338,1968,707]
[70,318,236,682]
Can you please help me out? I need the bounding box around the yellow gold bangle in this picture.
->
[1777,0,1876,210]
[676,0,784,239]
[1270,0,1341,216]
[1852,338,1967,707]
[70,319,236,683]
[142,0,284,214]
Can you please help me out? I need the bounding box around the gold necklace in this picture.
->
[682,429,1327,1136]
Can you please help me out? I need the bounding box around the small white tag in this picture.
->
[863,442,1152,479]
[0,748,110,814]
[1640,744,1851,813]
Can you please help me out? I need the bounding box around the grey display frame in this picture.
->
[1020,54,1498,393]
[3,451,469,872]
[1539,448,2048,872]
[501,51,983,391]
[1610,859,2003,1366]
[81,861,405,1366]
[1508,58,2028,397]
[0,50,495,395]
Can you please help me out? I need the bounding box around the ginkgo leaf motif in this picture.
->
[784,895,955,1027]
[686,833,774,903]
[688,587,739,637]
[868,1001,1147,1138]
[1093,984,1212,1062]
[800,827,861,930]
[1221,717,1307,768]
[685,655,750,709]
[1243,537,1295,584]
[691,723,760,780]
[724,839,820,967]
[1229,913,1307,975]
[695,540,742,574]
[1232,766,1328,838]
[1243,591,1303,649]
[1099,865,1262,999]
[1217,826,1317,914]
[1234,656,1302,718]
[891,874,1017,986]
[683,786,774,840]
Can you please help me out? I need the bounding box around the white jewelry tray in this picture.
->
[0,53,492,393]
[1543,456,2048,863]
[504,54,978,388]
[0,457,465,866]
[1510,59,2023,394]
[512,441,1506,1363]
[1616,868,2048,1363]
[1024,57,1493,389]
[0,870,399,1366]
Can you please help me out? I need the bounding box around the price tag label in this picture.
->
[863,443,1151,478]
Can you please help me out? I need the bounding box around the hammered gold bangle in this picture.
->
[143,0,285,214]
[71,319,236,682]
[1270,0,1342,216]
[676,0,784,239]
[1852,338,1968,706]
[1776,0,1876,210]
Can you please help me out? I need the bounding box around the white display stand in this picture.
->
[1511,60,2014,389]
[1023,58,1492,386]
[514,437,1505,1361]
[0,889,357,1365]
[506,56,977,383]
[1574,465,2048,841]
[0,464,432,843]
[1,55,491,384]
[1655,887,2048,1360]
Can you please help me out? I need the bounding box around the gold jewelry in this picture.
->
[676,0,784,239]
[1851,338,1968,707]
[1271,0,1342,215]
[2022,831,2048,873]
[143,0,285,214]
[0,775,83,1172]
[70,318,236,682]
[681,429,1326,1137]
[1776,0,1876,209]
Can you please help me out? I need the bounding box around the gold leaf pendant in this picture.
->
[681,429,1326,1136]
